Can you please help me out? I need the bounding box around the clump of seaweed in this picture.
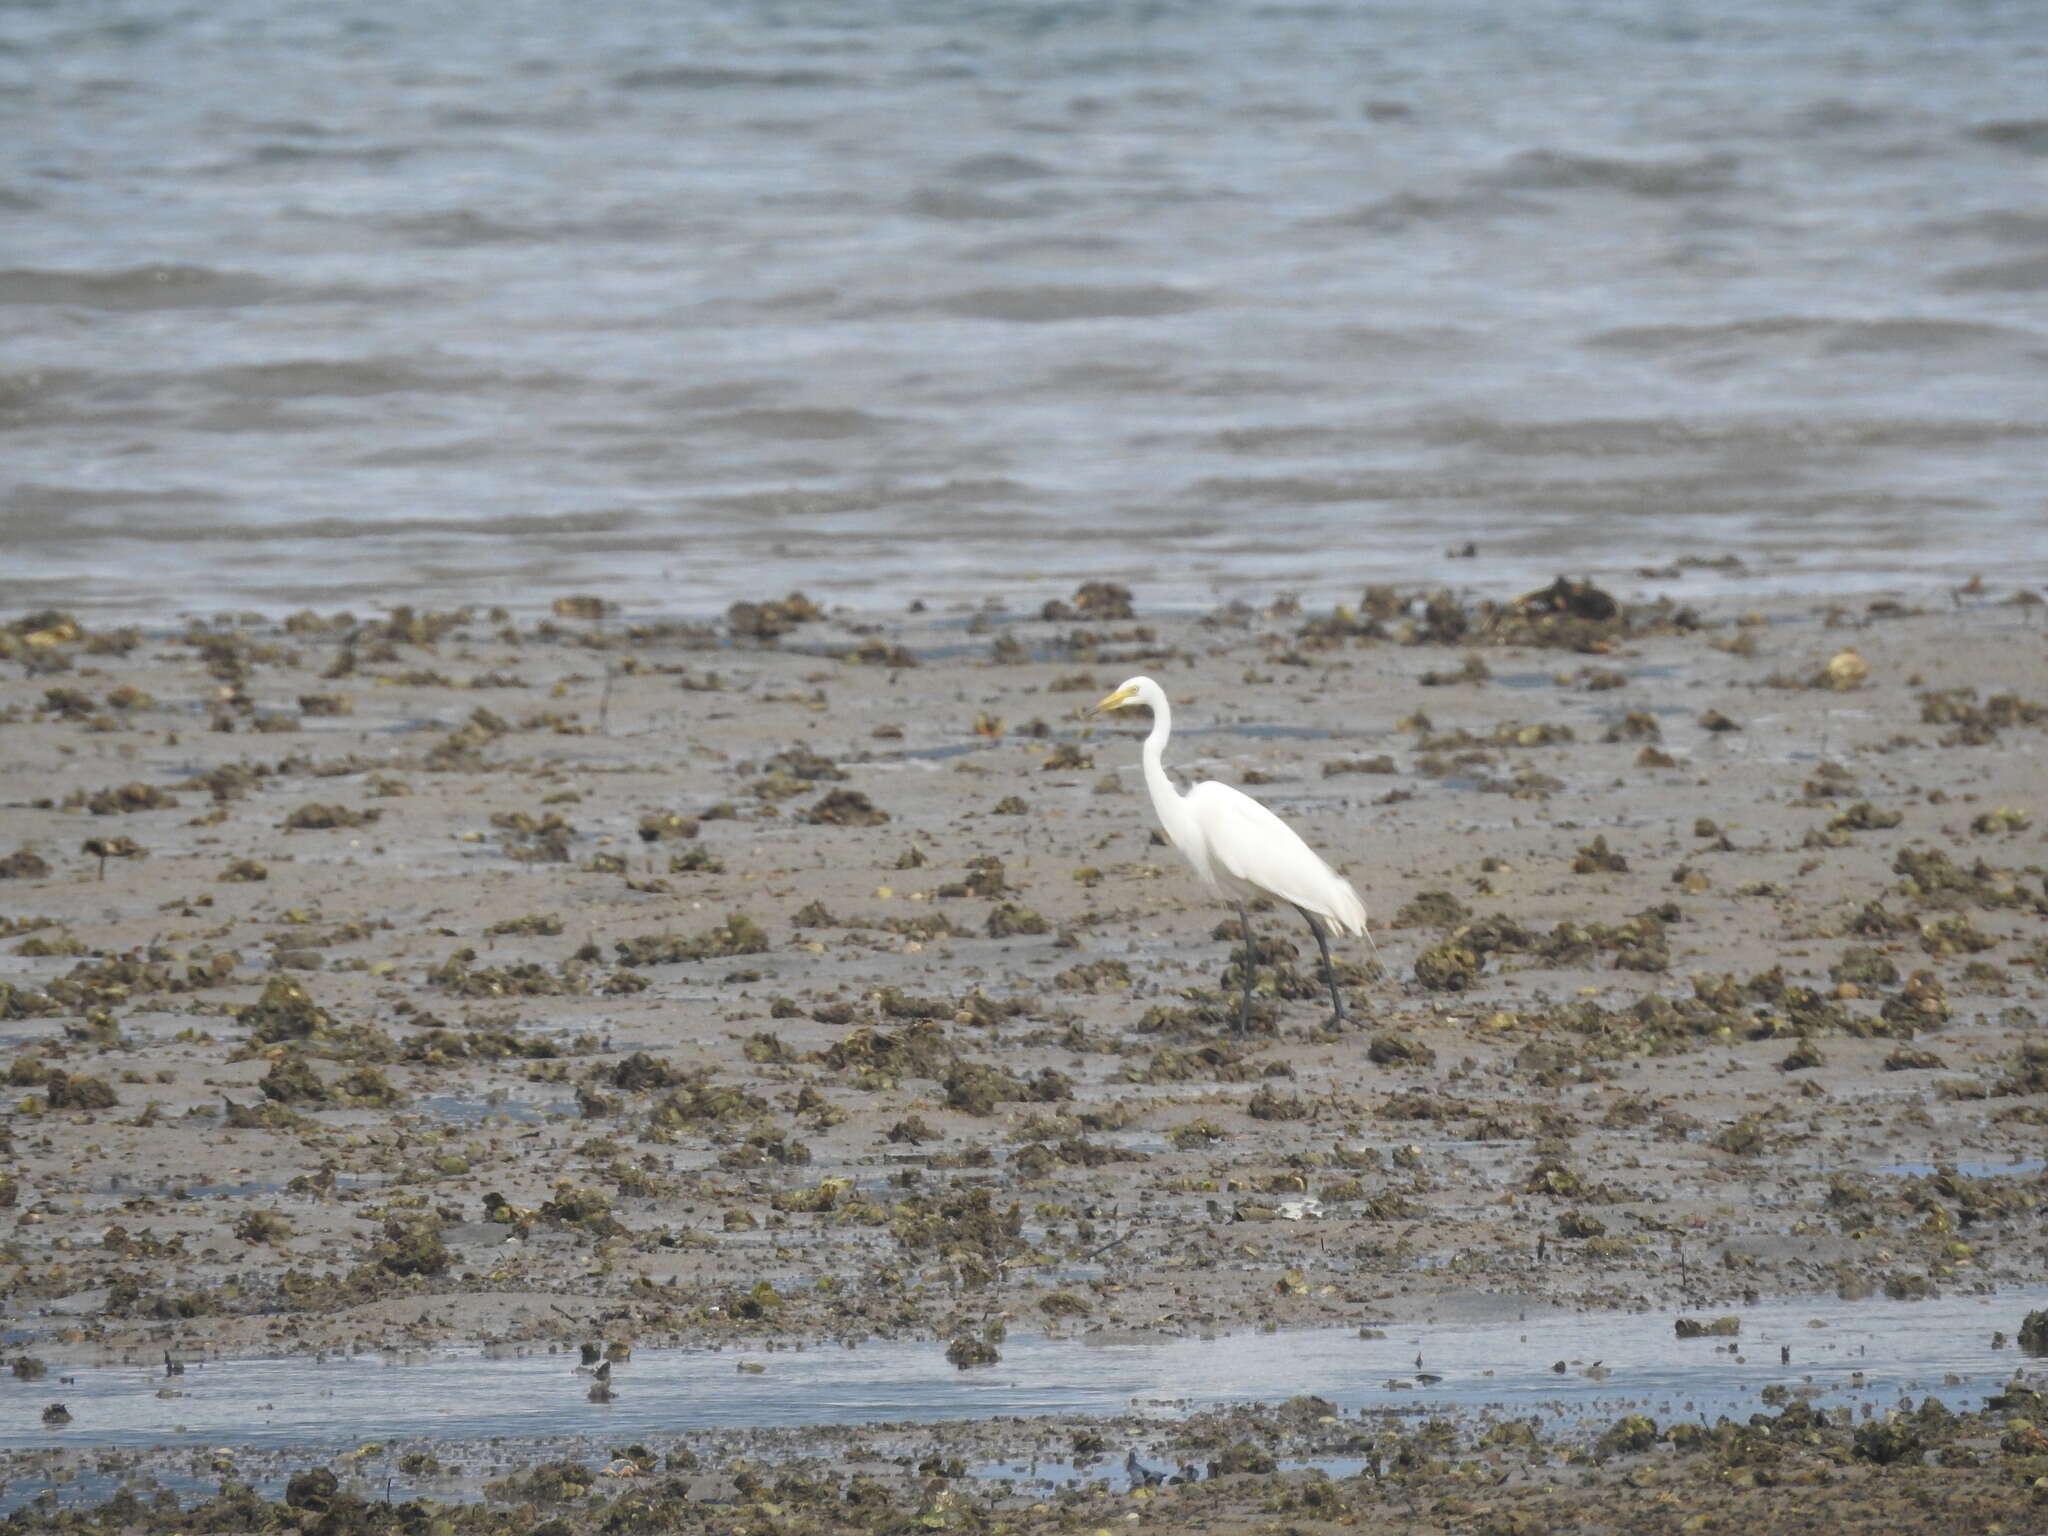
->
[1297,578,1683,655]
[1918,687,2047,745]
[1054,959,1131,993]
[806,789,889,826]
[727,592,821,640]
[280,802,381,831]
[1571,835,1628,873]
[637,812,699,842]
[494,808,574,862]
[646,1074,768,1134]
[986,903,1049,937]
[614,912,769,965]
[41,1072,119,1111]
[1392,890,1470,929]
[237,977,336,1043]
[892,1186,1028,1280]
[429,950,591,997]
[1041,581,1135,621]
[259,1054,402,1107]
[0,847,51,879]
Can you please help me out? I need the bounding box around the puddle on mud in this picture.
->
[974,1458,1392,1490]
[881,718,1374,768]
[1876,1159,2047,1180]
[413,1094,574,1126]
[6,1289,2047,1515]
[971,1452,1375,1493]
[6,1289,2043,1483]
[95,1173,386,1202]
[887,741,995,763]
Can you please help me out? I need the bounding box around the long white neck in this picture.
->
[1140,693,1198,850]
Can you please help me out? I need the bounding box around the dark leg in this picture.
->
[1293,905,1344,1025]
[1233,901,1254,1037]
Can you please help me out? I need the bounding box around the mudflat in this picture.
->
[2,582,2046,1532]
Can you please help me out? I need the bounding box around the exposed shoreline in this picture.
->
[3,580,2045,1528]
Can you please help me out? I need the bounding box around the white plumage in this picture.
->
[1181,781,1370,934]
[1094,675,1369,1031]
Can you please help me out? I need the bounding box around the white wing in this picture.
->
[1186,780,1368,936]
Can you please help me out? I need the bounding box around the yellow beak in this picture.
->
[1092,684,1139,714]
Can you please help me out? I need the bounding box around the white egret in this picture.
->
[1093,676,1369,1033]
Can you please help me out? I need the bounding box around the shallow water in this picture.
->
[1876,1159,2048,1179]
[7,1287,2043,1471]
[3,0,2046,620]
[415,1093,575,1125]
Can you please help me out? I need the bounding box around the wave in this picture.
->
[1415,415,2048,455]
[1205,424,1355,454]
[244,141,415,168]
[696,479,1029,517]
[383,208,672,247]
[613,64,851,90]
[956,234,1123,262]
[1035,357,1333,398]
[906,186,1052,221]
[1191,472,1987,518]
[3,505,645,542]
[0,264,279,309]
[0,265,416,310]
[1785,98,1894,134]
[1822,317,2042,351]
[3,483,226,531]
[383,209,544,245]
[935,284,1206,322]
[1588,315,2036,356]
[351,438,510,467]
[1968,119,2048,154]
[0,369,95,412]
[944,153,1056,184]
[1939,254,2048,293]
[1917,209,2048,245]
[187,402,357,434]
[1484,149,1741,198]
[693,408,895,440]
[190,358,574,398]
[1313,189,1546,232]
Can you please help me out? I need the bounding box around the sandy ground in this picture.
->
[2,577,2046,1530]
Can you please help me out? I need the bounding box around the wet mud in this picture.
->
[3,581,2047,1532]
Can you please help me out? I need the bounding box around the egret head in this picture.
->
[1092,675,1161,715]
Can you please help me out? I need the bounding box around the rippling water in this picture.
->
[3,0,2045,619]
